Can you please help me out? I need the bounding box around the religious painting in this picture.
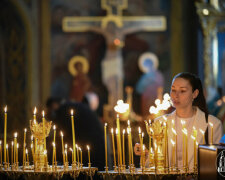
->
[50,0,171,116]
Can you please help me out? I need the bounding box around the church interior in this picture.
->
[1,0,225,179]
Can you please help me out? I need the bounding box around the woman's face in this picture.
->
[170,77,198,109]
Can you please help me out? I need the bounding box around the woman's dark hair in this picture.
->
[173,72,208,114]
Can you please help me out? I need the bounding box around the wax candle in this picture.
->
[127,128,131,167]
[60,131,65,165]
[163,122,168,169]
[142,145,145,170]
[76,144,79,165]
[171,139,175,168]
[116,114,122,166]
[26,148,29,164]
[65,144,68,163]
[191,135,197,168]
[122,129,125,166]
[71,110,76,163]
[104,123,108,168]
[42,111,46,151]
[199,129,205,144]
[70,148,74,162]
[52,142,55,166]
[87,145,90,166]
[209,123,213,144]
[182,128,188,170]
[14,133,17,164]
[138,127,143,167]
[79,147,82,166]
[172,128,177,168]
[23,128,27,166]
[181,120,186,167]
[111,128,116,167]
[116,128,120,168]
[6,144,9,165]
[31,144,34,164]
[16,143,19,163]
[4,106,7,164]
[0,141,2,165]
[11,141,13,165]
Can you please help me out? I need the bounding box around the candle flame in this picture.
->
[193,126,196,130]
[142,132,144,138]
[117,114,119,118]
[31,144,33,148]
[34,107,37,114]
[69,148,73,152]
[60,131,63,137]
[71,109,74,116]
[191,135,195,140]
[172,128,177,135]
[26,148,28,154]
[199,129,204,135]
[143,145,145,151]
[79,147,82,151]
[65,144,68,148]
[163,116,167,121]
[196,141,198,146]
[17,143,19,148]
[31,135,33,140]
[4,106,7,113]
[171,139,175,145]
[127,120,130,126]
[150,147,153,153]
[181,120,186,125]
[11,141,13,146]
[24,128,27,132]
[182,128,187,135]
[150,128,153,133]
[209,122,213,127]
[6,144,8,149]
[44,150,47,155]
[42,110,45,117]
[14,132,18,138]
[123,129,125,134]
[105,123,107,127]
[138,127,141,134]
[111,128,113,134]
[76,144,78,148]
[0,141,1,145]
[149,119,151,124]
[172,119,174,124]
[116,128,118,134]
[87,145,90,150]
[127,128,130,134]
[53,125,56,130]
[52,142,55,147]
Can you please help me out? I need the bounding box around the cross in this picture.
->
[63,0,166,106]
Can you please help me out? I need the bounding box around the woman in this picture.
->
[134,72,223,169]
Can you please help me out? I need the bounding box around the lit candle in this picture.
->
[127,128,131,167]
[71,110,76,163]
[111,128,116,167]
[16,143,19,163]
[60,131,65,165]
[122,129,125,166]
[23,128,27,166]
[104,123,108,168]
[79,147,82,166]
[142,145,145,170]
[138,127,143,167]
[76,144,79,165]
[42,111,46,151]
[11,141,13,165]
[116,114,122,167]
[182,128,188,170]
[163,121,168,169]
[181,120,186,167]
[171,139,175,168]
[70,148,74,162]
[4,106,7,164]
[0,141,2,165]
[87,145,91,166]
[65,144,68,163]
[52,142,55,166]
[199,129,205,144]
[31,144,34,164]
[116,128,120,168]
[191,135,197,168]
[33,107,37,157]
[53,125,56,166]
[209,123,213,144]
[14,132,17,164]
[172,128,177,168]
[33,107,37,121]
[26,148,29,164]
[6,144,9,165]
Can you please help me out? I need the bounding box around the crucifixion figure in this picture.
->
[63,0,167,106]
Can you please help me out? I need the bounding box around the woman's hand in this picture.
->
[134,143,149,156]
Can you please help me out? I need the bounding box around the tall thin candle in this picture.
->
[87,145,90,166]
[71,110,76,163]
[0,141,2,165]
[209,123,213,144]
[122,129,125,166]
[104,123,108,168]
[111,128,116,167]
[199,129,205,144]
[60,131,65,165]
[23,128,27,166]
[4,106,7,164]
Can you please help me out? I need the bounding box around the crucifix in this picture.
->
[63,0,167,106]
